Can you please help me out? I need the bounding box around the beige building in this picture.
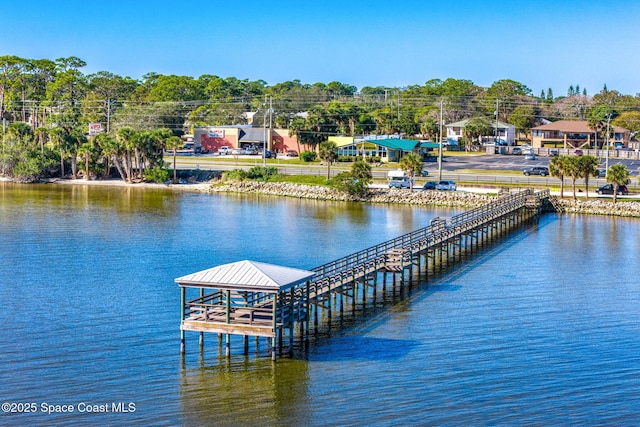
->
[531,120,629,148]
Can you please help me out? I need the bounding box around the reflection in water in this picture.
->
[180,356,310,427]
[0,181,179,217]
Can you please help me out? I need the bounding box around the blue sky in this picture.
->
[2,0,639,96]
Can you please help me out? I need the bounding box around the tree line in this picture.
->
[2,55,640,181]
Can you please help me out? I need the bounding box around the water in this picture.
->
[0,182,639,426]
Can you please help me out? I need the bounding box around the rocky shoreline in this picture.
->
[208,181,640,217]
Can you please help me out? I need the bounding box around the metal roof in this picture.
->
[446,119,515,129]
[239,128,266,142]
[363,138,420,151]
[174,260,316,292]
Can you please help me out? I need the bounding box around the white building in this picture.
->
[446,119,516,146]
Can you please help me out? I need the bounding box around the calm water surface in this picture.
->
[0,182,639,426]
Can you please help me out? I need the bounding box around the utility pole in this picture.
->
[106,99,111,134]
[262,95,267,166]
[605,113,612,171]
[495,99,499,144]
[438,99,444,181]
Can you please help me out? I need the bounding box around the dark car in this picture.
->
[423,181,438,190]
[523,166,549,176]
[597,184,629,195]
[286,150,298,157]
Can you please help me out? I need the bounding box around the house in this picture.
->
[446,119,516,146]
[530,120,629,149]
[329,135,427,162]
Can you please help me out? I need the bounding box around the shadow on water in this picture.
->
[291,211,561,359]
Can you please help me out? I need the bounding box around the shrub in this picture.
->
[144,167,170,183]
[224,169,248,181]
[300,150,317,162]
[246,166,278,181]
[330,167,370,196]
[338,155,354,162]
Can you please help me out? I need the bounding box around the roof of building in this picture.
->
[239,128,266,142]
[446,119,515,129]
[174,260,316,292]
[531,120,628,133]
[363,138,421,151]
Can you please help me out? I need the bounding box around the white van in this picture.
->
[388,170,411,189]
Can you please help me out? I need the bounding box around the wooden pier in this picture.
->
[176,189,553,360]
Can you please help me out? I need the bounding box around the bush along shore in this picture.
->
[207,181,640,217]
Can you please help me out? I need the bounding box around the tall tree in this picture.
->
[399,152,423,191]
[606,163,629,204]
[462,116,493,151]
[318,140,338,179]
[165,135,183,183]
[577,155,599,198]
[549,155,569,198]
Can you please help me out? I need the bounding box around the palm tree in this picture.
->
[165,136,182,184]
[462,117,493,152]
[565,156,582,201]
[77,140,94,180]
[96,133,127,181]
[549,155,568,198]
[318,141,338,179]
[116,127,136,182]
[606,163,629,204]
[577,155,599,198]
[399,152,423,191]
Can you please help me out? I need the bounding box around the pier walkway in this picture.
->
[176,189,554,359]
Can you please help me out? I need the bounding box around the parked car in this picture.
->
[423,181,438,190]
[436,180,456,191]
[194,147,210,154]
[231,148,244,155]
[597,184,629,195]
[549,149,559,157]
[420,169,429,177]
[524,153,536,160]
[218,146,231,155]
[244,146,258,155]
[286,150,298,157]
[523,166,549,176]
[263,149,274,159]
[573,149,583,156]
[597,169,606,178]
[512,147,522,155]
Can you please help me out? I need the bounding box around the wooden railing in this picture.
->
[310,189,545,284]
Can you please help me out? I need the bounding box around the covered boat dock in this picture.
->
[176,260,315,360]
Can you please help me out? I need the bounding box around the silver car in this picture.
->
[436,180,456,191]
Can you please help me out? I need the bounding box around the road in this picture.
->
[168,152,640,190]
